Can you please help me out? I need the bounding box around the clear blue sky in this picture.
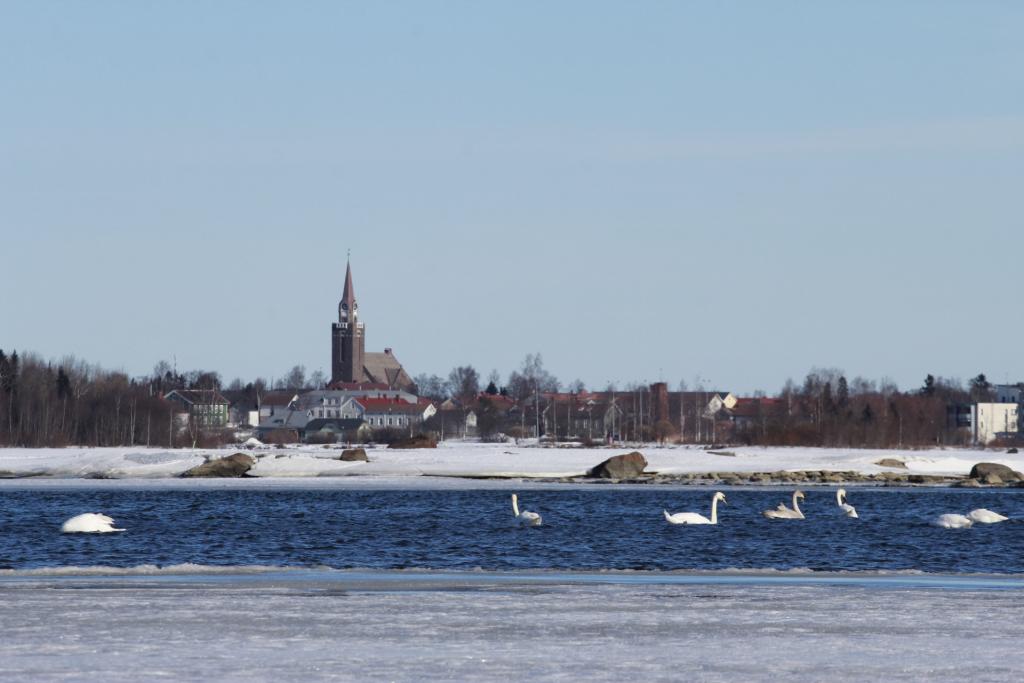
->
[2,2,1022,393]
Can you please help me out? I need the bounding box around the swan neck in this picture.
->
[792,492,801,514]
[512,495,520,517]
[710,495,718,524]
[836,490,842,505]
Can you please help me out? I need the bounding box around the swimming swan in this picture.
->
[934,513,973,529]
[836,488,858,518]
[966,508,1008,524]
[664,491,727,525]
[61,513,125,533]
[511,494,542,526]
[763,490,805,519]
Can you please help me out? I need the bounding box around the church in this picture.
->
[329,259,415,392]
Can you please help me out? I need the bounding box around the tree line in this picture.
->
[727,369,998,448]
[0,346,1006,448]
[0,349,175,448]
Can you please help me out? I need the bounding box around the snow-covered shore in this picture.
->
[1,442,1020,483]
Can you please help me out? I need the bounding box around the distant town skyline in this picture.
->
[2,2,1022,394]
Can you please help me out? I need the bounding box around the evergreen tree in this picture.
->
[837,376,849,409]
[921,374,936,396]
[822,381,836,416]
[56,367,71,400]
[969,373,993,402]
[485,380,499,395]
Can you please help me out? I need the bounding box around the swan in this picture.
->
[61,513,125,533]
[763,490,805,519]
[966,508,1008,524]
[664,491,727,525]
[933,513,973,529]
[836,488,858,518]
[511,494,542,526]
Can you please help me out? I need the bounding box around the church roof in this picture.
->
[363,350,413,390]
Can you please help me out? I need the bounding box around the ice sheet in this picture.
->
[1,572,1021,682]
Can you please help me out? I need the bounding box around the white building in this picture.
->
[971,403,1019,445]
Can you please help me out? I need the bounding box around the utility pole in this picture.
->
[534,387,540,439]
[680,398,685,444]
[696,391,701,443]
[639,388,644,441]
[610,384,616,443]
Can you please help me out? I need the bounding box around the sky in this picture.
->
[1,1,1022,394]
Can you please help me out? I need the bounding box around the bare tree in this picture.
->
[507,353,559,402]
[447,366,480,405]
[413,373,448,400]
[283,365,307,390]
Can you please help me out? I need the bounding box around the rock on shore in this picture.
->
[338,448,369,462]
[875,458,907,469]
[180,453,255,478]
[969,462,1023,483]
[587,452,648,479]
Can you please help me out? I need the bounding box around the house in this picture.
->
[296,391,365,421]
[220,390,261,428]
[299,387,418,416]
[303,418,371,443]
[258,391,299,423]
[356,397,436,431]
[435,398,476,438]
[163,389,230,429]
[541,391,625,440]
[546,388,735,441]
[254,404,311,440]
[727,397,783,431]
[947,404,973,430]
[972,403,1019,445]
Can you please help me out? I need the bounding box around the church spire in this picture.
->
[339,255,358,323]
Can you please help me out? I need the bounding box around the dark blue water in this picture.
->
[2,487,1023,573]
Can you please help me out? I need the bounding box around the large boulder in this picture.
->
[587,451,648,479]
[181,453,255,478]
[968,462,1023,483]
[388,434,438,449]
[338,448,369,462]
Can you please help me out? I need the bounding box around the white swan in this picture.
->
[664,491,727,525]
[934,513,973,529]
[967,508,1008,524]
[763,490,805,519]
[511,494,542,526]
[836,488,858,518]
[61,513,125,533]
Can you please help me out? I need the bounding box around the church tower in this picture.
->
[331,258,365,384]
